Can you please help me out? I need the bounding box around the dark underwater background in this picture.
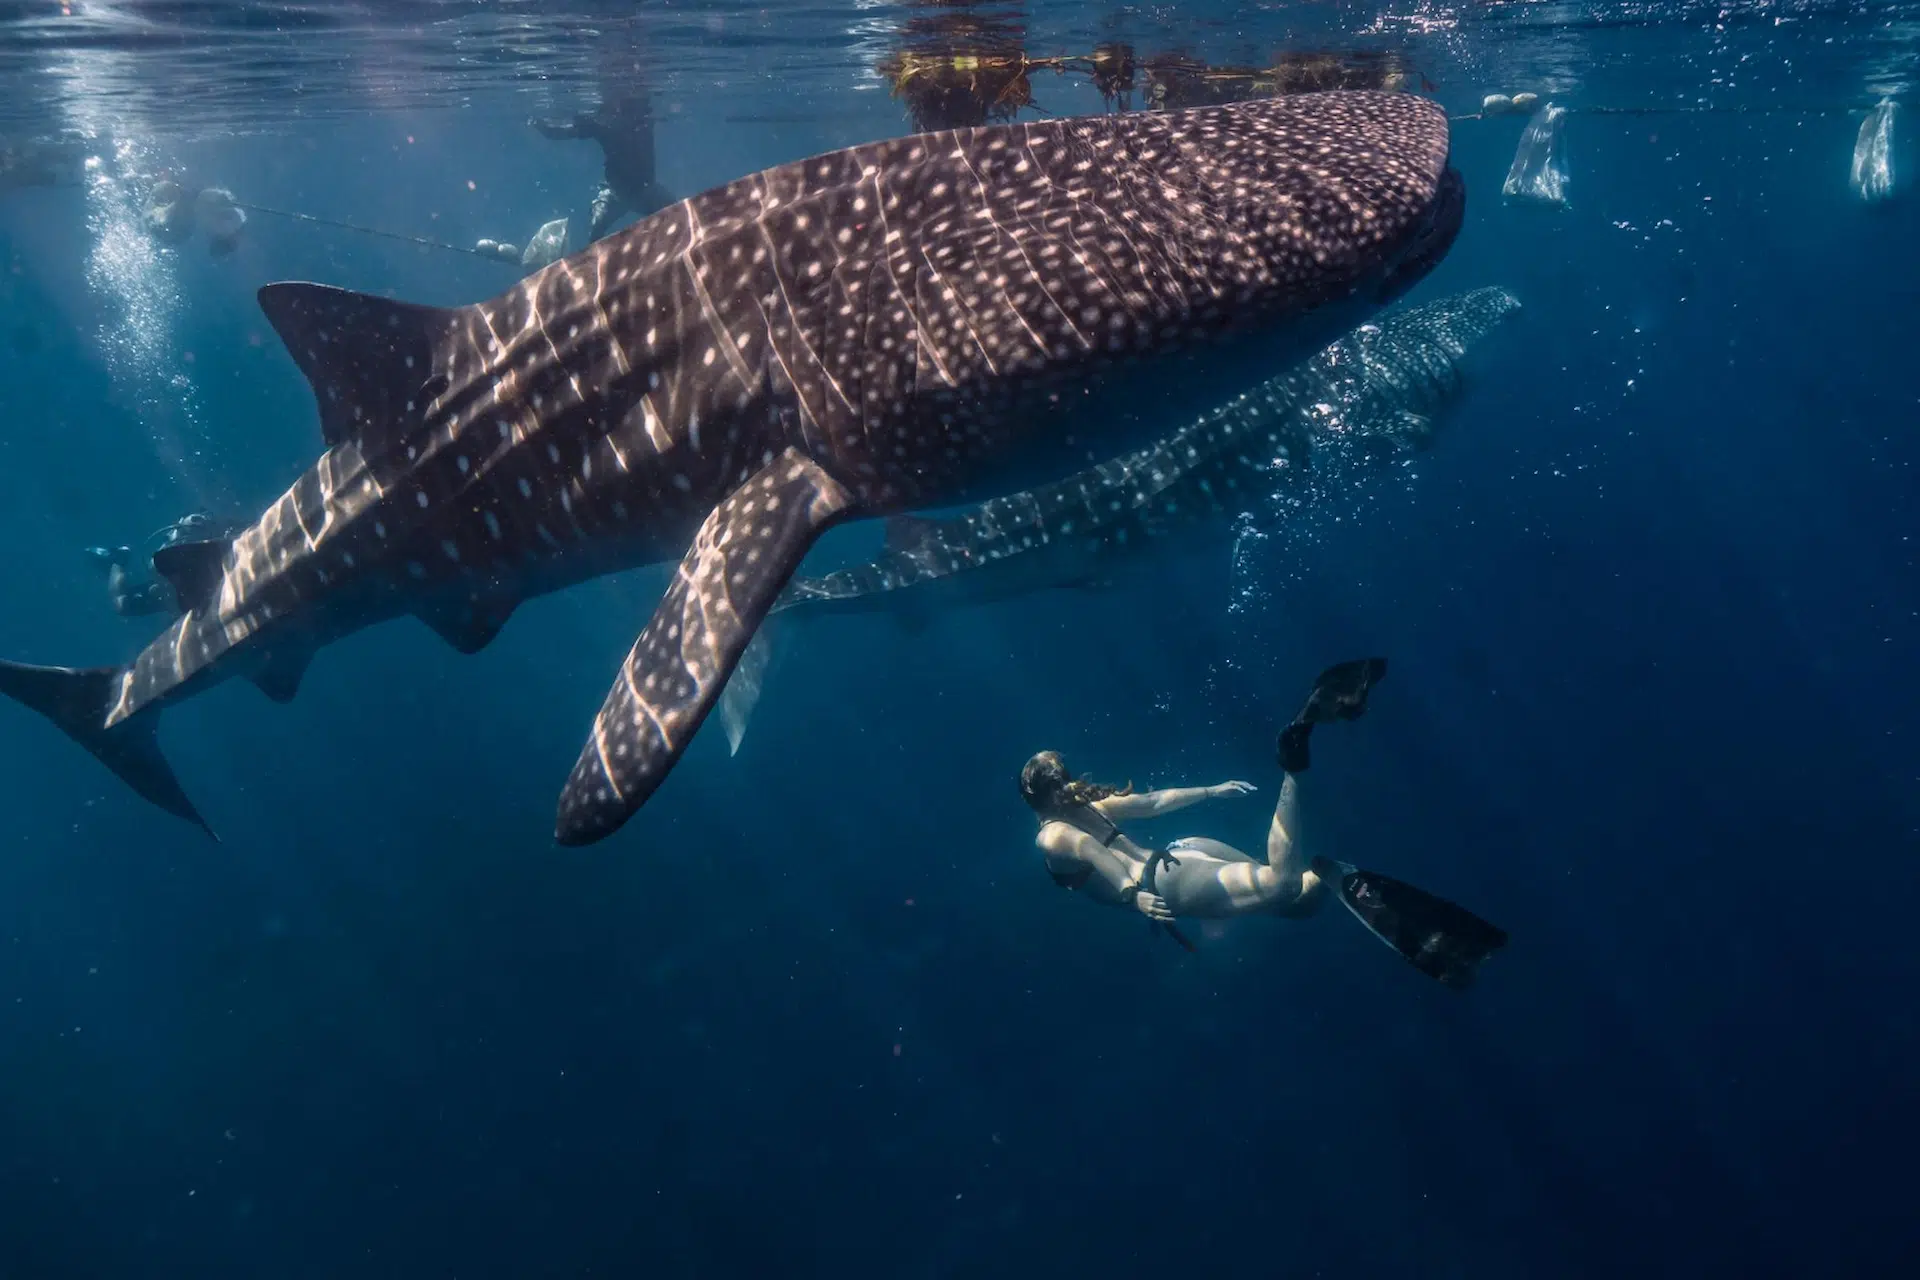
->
[1,3,1917,1277]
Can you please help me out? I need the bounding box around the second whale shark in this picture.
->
[0,90,1463,845]
[717,285,1523,751]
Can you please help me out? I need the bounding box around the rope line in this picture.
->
[233,200,505,259]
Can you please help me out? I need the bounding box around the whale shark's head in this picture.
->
[1157,88,1463,330]
[1376,167,1467,305]
[845,88,1469,494]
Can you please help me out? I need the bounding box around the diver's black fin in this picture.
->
[256,282,461,456]
[554,449,854,846]
[0,660,215,839]
[1314,857,1505,989]
[415,595,518,655]
[248,647,313,704]
[150,537,231,614]
[1297,656,1388,725]
[1280,656,1388,770]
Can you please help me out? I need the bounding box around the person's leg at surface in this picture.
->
[588,182,632,243]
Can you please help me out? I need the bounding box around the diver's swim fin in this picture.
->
[1278,656,1387,772]
[1313,856,1505,989]
[0,660,216,839]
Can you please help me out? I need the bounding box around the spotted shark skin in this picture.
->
[0,90,1461,846]
[785,286,1518,615]
[715,287,1520,752]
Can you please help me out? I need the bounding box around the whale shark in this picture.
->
[715,286,1520,752]
[0,90,1462,846]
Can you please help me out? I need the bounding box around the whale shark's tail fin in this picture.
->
[1312,856,1504,989]
[0,660,215,839]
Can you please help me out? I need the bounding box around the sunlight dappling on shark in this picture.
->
[0,90,1462,845]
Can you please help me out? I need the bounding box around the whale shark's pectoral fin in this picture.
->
[151,537,232,613]
[554,449,855,845]
[0,661,215,839]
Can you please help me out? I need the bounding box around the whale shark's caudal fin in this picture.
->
[0,661,215,839]
[554,449,855,846]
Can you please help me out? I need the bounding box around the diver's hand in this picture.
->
[1134,890,1174,923]
[1209,780,1257,798]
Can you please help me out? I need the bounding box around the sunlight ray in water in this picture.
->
[53,26,215,505]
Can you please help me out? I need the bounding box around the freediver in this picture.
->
[85,512,231,619]
[1022,657,1508,987]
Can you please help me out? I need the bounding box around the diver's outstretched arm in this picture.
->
[1095,780,1255,821]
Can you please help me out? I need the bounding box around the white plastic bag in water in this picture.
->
[1502,103,1570,209]
[521,217,571,268]
[1851,98,1897,203]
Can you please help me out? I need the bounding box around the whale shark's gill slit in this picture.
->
[555,449,854,845]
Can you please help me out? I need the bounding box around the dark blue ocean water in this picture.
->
[2,4,1917,1277]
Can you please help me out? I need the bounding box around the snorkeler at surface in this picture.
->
[528,40,673,244]
[1023,658,1508,988]
[142,177,247,255]
[85,512,232,619]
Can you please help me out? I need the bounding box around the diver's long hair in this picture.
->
[1020,751,1131,816]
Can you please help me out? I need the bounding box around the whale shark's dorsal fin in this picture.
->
[150,537,231,614]
[256,282,459,455]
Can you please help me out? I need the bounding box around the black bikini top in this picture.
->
[1044,802,1121,890]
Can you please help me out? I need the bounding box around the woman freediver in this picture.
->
[1022,658,1508,988]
